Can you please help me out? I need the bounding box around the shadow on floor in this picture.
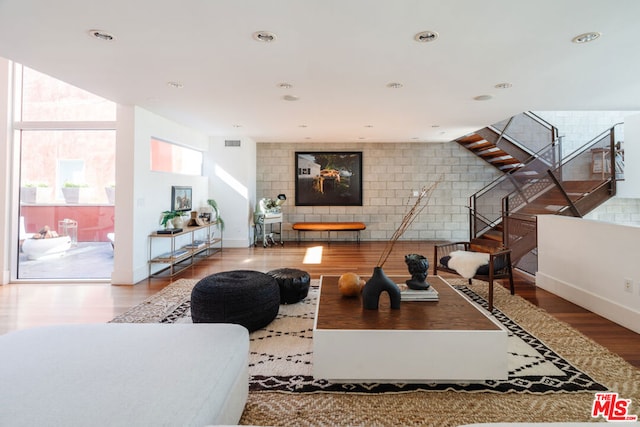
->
[18,242,114,280]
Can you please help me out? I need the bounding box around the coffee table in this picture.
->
[313,275,508,382]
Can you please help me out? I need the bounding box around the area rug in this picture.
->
[111,278,640,426]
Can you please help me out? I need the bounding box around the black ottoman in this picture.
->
[267,268,311,304]
[190,270,280,332]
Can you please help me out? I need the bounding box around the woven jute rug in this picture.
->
[111,278,640,426]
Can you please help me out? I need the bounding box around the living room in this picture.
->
[2,1,640,425]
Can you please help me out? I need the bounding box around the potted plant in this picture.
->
[207,199,225,230]
[105,183,115,205]
[20,182,49,204]
[62,181,87,204]
[160,210,182,229]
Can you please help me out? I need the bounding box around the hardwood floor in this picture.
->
[1,241,639,368]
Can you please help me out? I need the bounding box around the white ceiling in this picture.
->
[1,0,639,143]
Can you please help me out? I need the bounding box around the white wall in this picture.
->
[0,58,10,284]
[206,137,256,247]
[111,106,209,284]
[617,113,640,198]
[534,111,632,155]
[536,215,640,334]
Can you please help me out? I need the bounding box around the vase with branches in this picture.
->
[362,177,442,310]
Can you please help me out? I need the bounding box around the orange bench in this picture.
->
[292,222,366,244]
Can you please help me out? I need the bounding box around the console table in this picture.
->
[313,275,508,382]
[148,223,222,278]
[253,212,283,247]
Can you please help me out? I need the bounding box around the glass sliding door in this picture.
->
[15,65,116,280]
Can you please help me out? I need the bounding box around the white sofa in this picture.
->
[0,323,249,426]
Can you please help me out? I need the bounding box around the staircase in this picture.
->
[455,112,558,173]
[467,116,623,275]
[456,133,524,172]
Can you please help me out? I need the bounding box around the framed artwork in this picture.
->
[295,151,363,206]
[171,186,192,212]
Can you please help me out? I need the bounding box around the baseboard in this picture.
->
[536,272,640,334]
[225,238,253,248]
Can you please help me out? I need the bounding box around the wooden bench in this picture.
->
[292,222,366,244]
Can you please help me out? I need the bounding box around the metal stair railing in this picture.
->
[470,139,562,241]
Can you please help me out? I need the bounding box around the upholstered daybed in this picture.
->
[0,323,249,427]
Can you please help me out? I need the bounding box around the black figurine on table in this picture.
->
[404,253,430,290]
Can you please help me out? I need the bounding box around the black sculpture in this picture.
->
[404,253,430,290]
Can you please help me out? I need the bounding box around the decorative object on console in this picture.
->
[171,186,192,212]
[171,214,185,229]
[363,177,442,310]
[159,210,182,229]
[206,199,225,230]
[337,272,365,297]
[187,211,205,226]
[404,253,430,290]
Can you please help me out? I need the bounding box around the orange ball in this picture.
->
[338,272,364,297]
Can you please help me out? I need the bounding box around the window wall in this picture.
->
[16,66,117,280]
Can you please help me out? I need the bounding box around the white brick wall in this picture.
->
[534,111,632,154]
[256,142,501,242]
[585,197,640,227]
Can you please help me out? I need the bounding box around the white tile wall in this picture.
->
[585,197,640,227]
[256,142,501,242]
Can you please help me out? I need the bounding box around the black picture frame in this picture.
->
[171,186,192,212]
[295,151,363,206]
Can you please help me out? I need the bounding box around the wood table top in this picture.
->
[315,275,500,331]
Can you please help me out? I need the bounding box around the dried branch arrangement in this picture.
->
[376,176,443,268]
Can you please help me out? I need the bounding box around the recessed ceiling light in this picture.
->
[495,82,513,89]
[572,32,601,44]
[386,82,403,89]
[283,95,299,101]
[474,94,493,101]
[88,29,115,41]
[252,31,277,42]
[167,81,184,89]
[277,82,293,89]
[414,31,439,43]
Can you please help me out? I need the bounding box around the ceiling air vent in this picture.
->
[225,140,241,147]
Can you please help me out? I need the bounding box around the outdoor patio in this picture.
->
[18,242,114,280]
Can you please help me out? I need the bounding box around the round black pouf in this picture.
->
[267,268,311,304]
[190,270,280,332]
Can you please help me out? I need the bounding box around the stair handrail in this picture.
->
[472,135,562,200]
[488,111,559,160]
[501,122,621,223]
[524,111,559,140]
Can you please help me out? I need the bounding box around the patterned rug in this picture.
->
[111,278,607,394]
[111,277,640,425]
